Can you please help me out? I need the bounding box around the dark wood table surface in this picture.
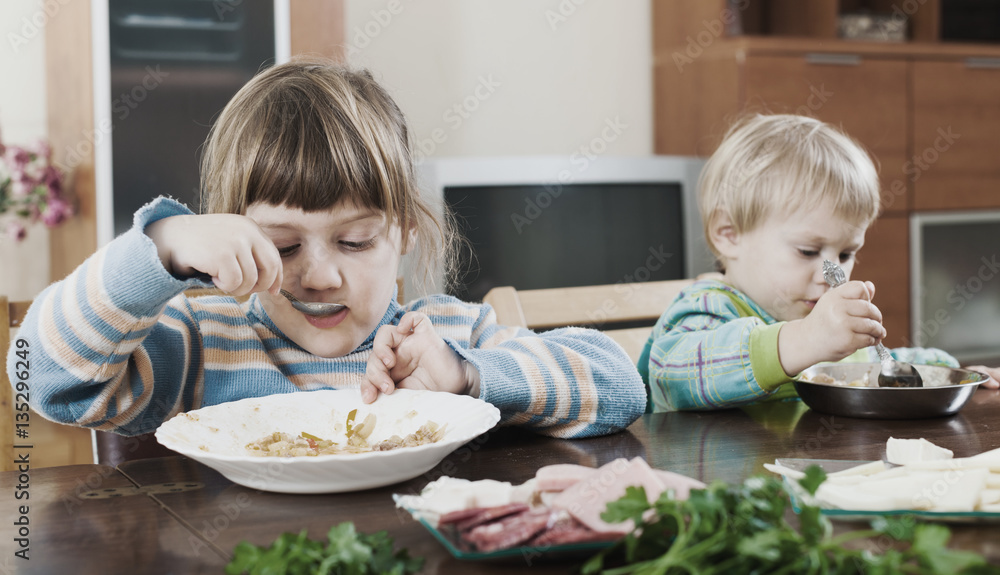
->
[3,387,1000,573]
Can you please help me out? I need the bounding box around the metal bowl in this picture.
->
[792,363,988,419]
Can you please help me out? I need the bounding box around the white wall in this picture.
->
[344,0,653,158]
[0,0,653,300]
[0,0,51,300]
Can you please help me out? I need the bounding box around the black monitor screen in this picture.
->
[446,183,686,302]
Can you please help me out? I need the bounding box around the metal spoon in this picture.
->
[279,289,346,316]
[821,260,923,388]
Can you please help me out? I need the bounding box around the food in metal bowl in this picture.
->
[793,363,988,419]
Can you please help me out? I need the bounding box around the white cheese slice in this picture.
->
[885,437,953,465]
[816,482,913,511]
[967,446,1000,463]
[979,489,1000,508]
[902,457,1000,472]
[987,474,1000,489]
[854,472,946,510]
[826,466,909,485]
[928,468,988,512]
[763,462,805,480]
[828,460,887,478]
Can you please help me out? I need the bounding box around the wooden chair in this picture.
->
[483,279,695,363]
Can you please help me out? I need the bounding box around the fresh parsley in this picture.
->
[225,522,424,575]
[583,466,1000,575]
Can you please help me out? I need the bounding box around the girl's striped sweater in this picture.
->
[9,198,646,438]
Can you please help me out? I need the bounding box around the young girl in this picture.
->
[640,114,999,412]
[10,58,645,437]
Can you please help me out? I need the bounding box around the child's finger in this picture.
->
[964,365,1000,389]
[213,256,247,293]
[864,281,876,302]
[396,311,430,335]
[372,324,409,364]
[363,345,397,399]
[359,378,381,403]
[251,241,282,296]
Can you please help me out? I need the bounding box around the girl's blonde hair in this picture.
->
[200,56,456,291]
[698,114,881,260]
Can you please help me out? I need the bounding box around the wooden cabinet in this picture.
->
[653,0,1000,347]
[913,60,1000,210]
[743,55,910,212]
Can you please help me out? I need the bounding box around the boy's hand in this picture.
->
[778,280,886,377]
[964,365,1000,390]
[145,214,283,296]
[362,311,477,403]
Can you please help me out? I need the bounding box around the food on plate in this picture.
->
[245,408,446,457]
[801,371,871,387]
[584,469,996,575]
[886,436,954,465]
[765,437,1000,513]
[394,457,705,552]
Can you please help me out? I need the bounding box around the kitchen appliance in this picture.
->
[95,0,287,241]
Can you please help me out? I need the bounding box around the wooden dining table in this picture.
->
[3,387,999,574]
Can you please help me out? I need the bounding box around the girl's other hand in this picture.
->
[145,214,283,296]
[964,365,1000,390]
[778,280,886,376]
[362,311,473,403]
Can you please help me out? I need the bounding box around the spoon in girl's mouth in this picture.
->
[279,289,346,316]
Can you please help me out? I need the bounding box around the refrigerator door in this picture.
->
[108,0,275,234]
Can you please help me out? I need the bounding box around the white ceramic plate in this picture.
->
[155,389,501,494]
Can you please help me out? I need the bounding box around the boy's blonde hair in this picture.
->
[200,56,455,291]
[698,114,881,260]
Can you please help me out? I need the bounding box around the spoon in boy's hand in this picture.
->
[280,289,346,316]
[822,260,923,388]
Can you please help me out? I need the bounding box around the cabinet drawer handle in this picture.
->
[805,53,861,66]
[964,57,1000,69]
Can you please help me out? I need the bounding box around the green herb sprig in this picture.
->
[582,466,1000,575]
[226,522,423,575]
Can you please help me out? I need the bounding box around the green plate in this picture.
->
[398,505,614,562]
[776,458,1000,523]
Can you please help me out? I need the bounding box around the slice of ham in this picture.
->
[534,460,706,499]
[464,507,554,552]
[528,515,622,547]
[549,457,704,535]
[652,469,706,500]
[535,463,600,492]
[451,503,530,532]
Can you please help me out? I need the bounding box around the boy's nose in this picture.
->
[812,264,829,285]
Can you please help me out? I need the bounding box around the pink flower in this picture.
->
[41,195,73,227]
[5,222,27,242]
[5,146,32,169]
[0,136,69,242]
[10,178,33,198]
[34,139,52,160]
